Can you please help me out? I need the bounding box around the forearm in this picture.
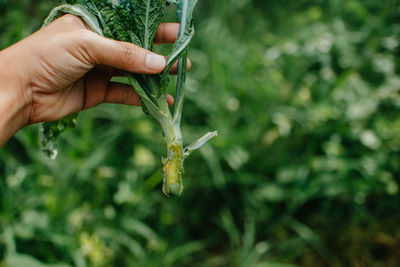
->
[0,47,31,147]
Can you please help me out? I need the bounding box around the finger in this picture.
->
[79,31,166,74]
[112,56,191,76]
[104,82,142,106]
[82,68,112,109]
[112,57,192,77]
[166,94,174,106]
[154,23,180,44]
[112,68,126,77]
[169,58,192,74]
[104,83,175,107]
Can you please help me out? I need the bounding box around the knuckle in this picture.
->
[120,43,138,67]
[59,14,84,26]
[73,30,98,62]
[56,14,93,32]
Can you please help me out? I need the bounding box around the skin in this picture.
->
[0,15,190,147]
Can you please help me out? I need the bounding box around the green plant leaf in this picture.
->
[183,131,218,159]
[133,0,164,50]
[42,4,103,36]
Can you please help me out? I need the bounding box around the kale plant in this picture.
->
[40,0,217,195]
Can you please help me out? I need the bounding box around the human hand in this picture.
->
[0,14,188,146]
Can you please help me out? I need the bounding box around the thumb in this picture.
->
[80,31,166,74]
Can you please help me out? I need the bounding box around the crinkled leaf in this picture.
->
[133,0,164,50]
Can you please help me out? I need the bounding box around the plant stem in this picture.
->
[161,122,184,196]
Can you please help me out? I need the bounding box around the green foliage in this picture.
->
[1,0,400,266]
[41,115,78,159]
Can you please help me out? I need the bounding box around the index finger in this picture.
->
[154,23,180,44]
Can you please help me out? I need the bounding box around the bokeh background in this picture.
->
[1,0,400,266]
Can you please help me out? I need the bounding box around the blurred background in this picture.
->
[1,0,400,266]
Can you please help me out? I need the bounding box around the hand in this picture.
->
[0,14,188,146]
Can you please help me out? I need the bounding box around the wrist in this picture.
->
[0,47,32,146]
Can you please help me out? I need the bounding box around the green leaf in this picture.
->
[170,0,199,121]
[183,131,218,159]
[133,0,164,50]
[42,4,103,36]
[165,0,198,71]
[40,114,78,159]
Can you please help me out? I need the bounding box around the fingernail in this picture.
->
[146,54,166,70]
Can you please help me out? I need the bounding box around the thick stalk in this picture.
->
[162,0,191,196]
[160,121,184,196]
[131,74,184,196]
[162,142,184,195]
